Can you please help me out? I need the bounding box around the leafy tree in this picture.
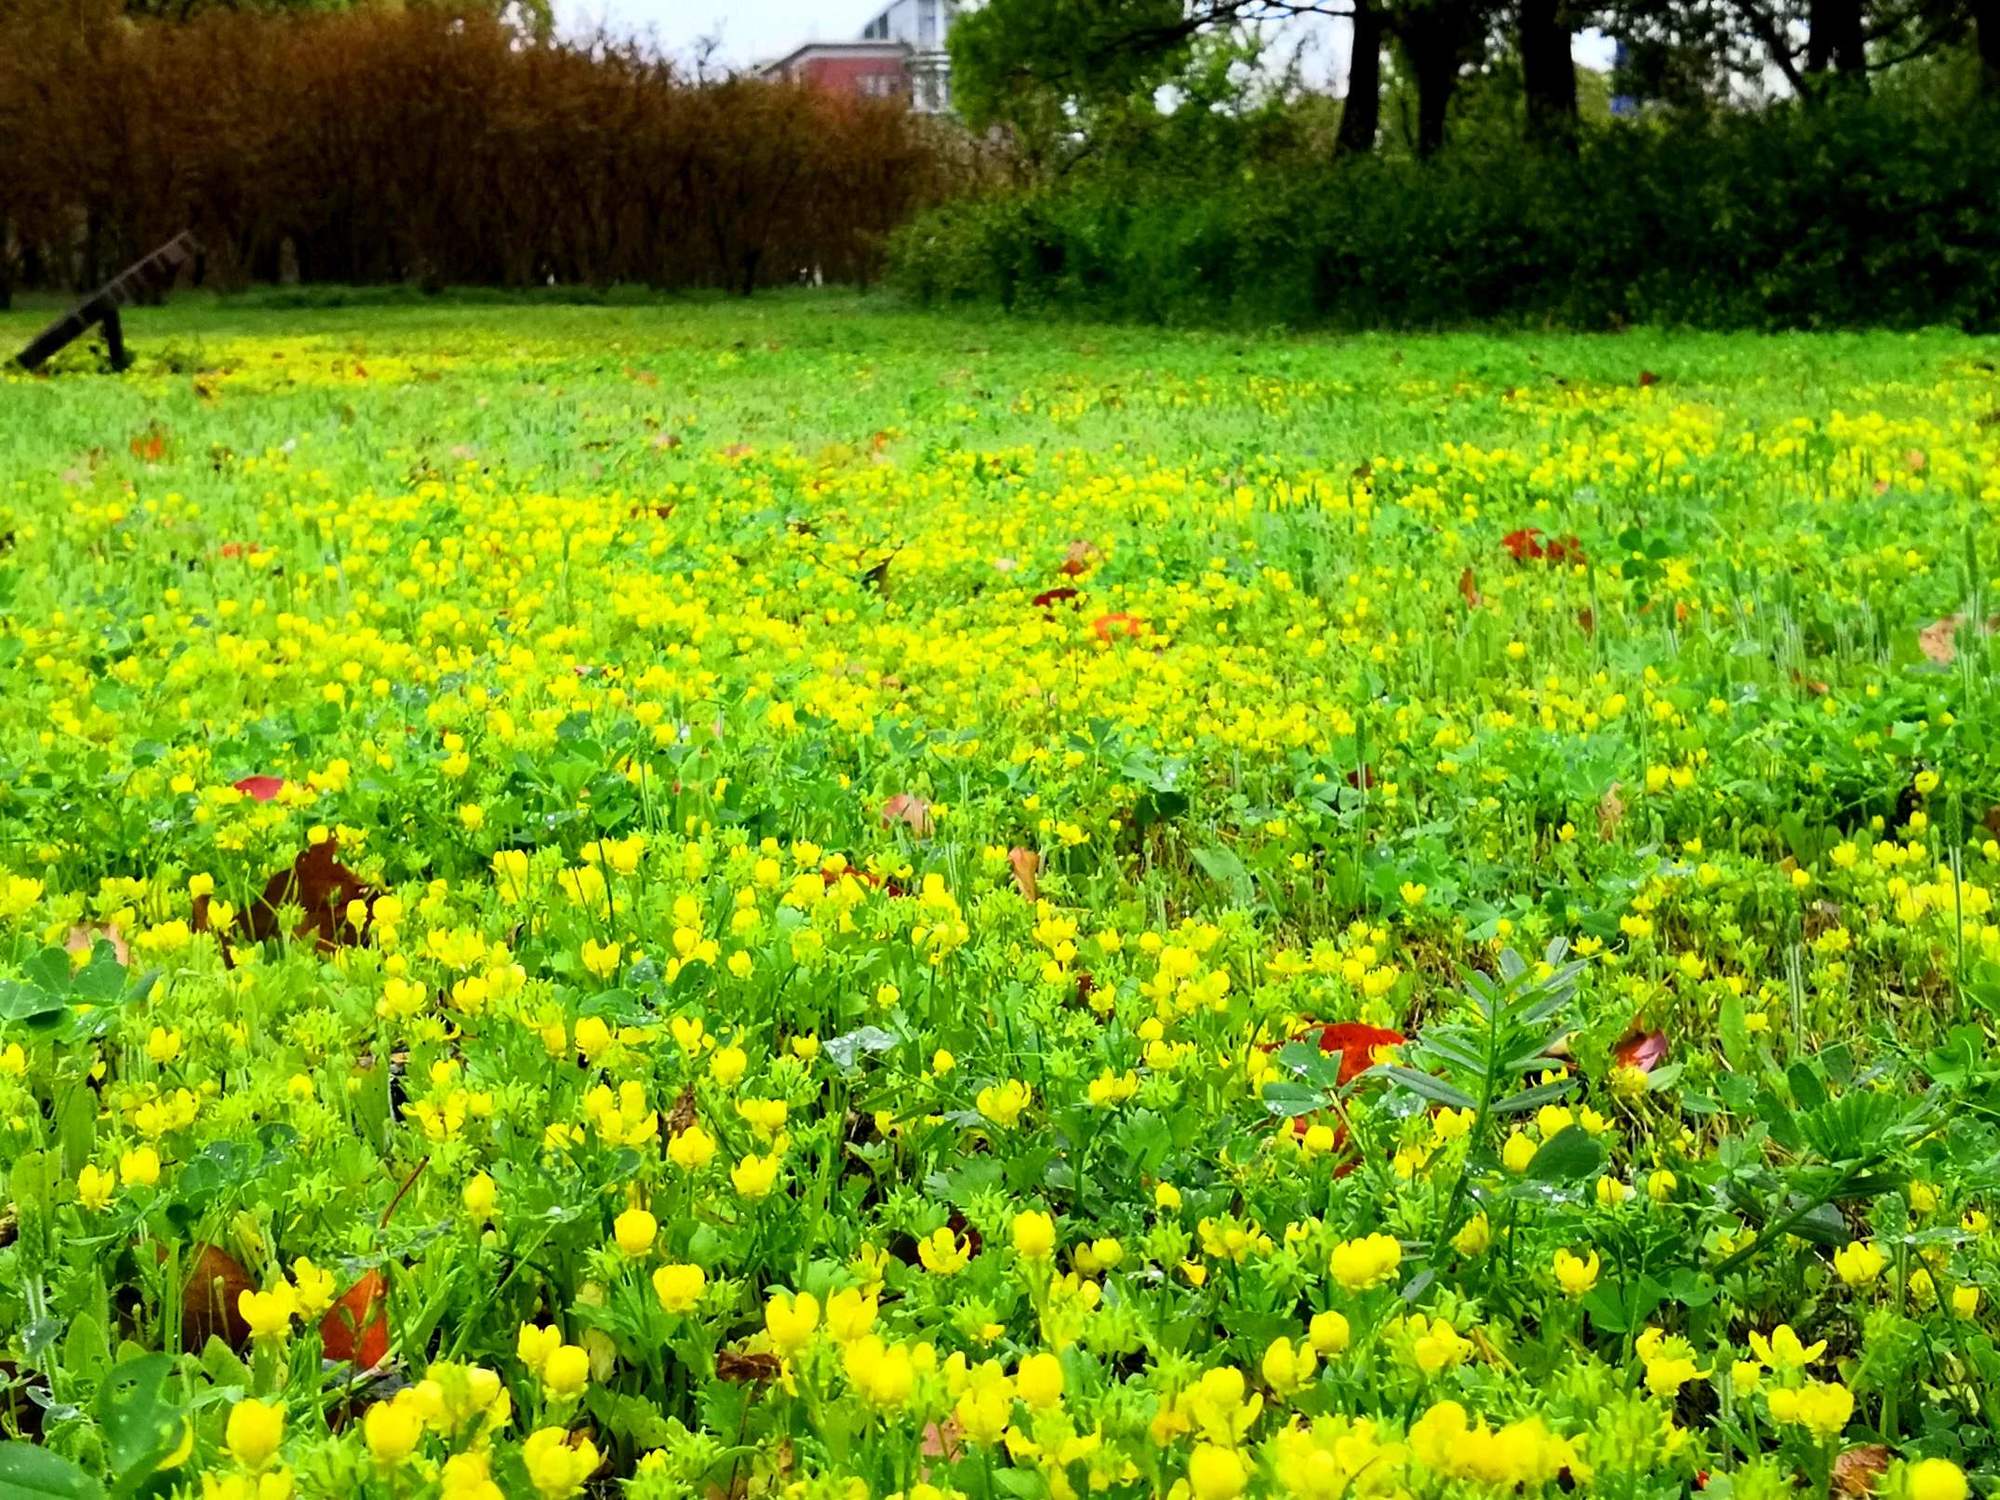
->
[951,0,1514,156]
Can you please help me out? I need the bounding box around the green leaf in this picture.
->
[0,1445,106,1500]
[0,978,67,1026]
[1260,1081,1325,1119]
[1379,1066,1477,1112]
[1525,1125,1605,1183]
[95,1352,184,1494]
[1189,845,1253,905]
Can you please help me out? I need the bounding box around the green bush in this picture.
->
[889,96,2000,330]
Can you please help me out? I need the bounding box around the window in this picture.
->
[918,0,936,46]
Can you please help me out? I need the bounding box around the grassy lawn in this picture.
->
[2,293,1999,1497]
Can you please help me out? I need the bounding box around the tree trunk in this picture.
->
[1400,26,1463,158]
[1336,0,1383,157]
[1805,0,1867,91]
[1520,0,1578,149]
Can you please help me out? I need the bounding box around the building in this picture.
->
[759,40,915,103]
[760,1,961,114]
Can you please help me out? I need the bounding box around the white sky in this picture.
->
[555,0,1612,82]
[560,0,886,64]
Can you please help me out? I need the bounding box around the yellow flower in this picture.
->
[1452,1212,1490,1257]
[289,1258,336,1320]
[77,1163,116,1212]
[1906,1458,1969,1500]
[225,1398,285,1469]
[1329,1233,1402,1292]
[1502,1132,1537,1173]
[825,1287,879,1343]
[1260,1336,1317,1395]
[580,939,621,979]
[667,1123,717,1171]
[652,1263,705,1314]
[917,1226,972,1275]
[1307,1309,1351,1355]
[1748,1324,1825,1370]
[1552,1248,1599,1297]
[765,1290,820,1354]
[1013,1210,1057,1261]
[1187,1443,1249,1500]
[1951,1285,1980,1320]
[119,1146,161,1189]
[976,1079,1032,1128]
[1643,1355,1708,1398]
[522,1427,601,1500]
[439,1449,504,1500]
[541,1344,591,1399]
[363,1394,426,1467]
[709,1043,748,1085]
[843,1334,915,1408]
[612,1207,657,1258]
[1016,1351,1064,1409]
[730,1152,781,1198]
[463,1171,497,1222]
[1834,1240,1887,1287]
[1765,1380,1853,1440]
[238,1285,298,1343]
[517,1322,563,1376]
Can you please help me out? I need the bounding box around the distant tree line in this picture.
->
[0,0,979,305]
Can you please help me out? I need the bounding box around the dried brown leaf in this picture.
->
[1831,1444,1890,1497]
[1597,782,1627,842]
[881,793,933,838]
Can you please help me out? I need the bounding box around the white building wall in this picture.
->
[860,0,959,111]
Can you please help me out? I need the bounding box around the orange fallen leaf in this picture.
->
[1092,612,1146,643]
[1458,567,1482,609]
[1008,847,1040,902]
[130,425,168,463]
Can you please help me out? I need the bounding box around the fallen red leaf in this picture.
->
[1502,527,1546,563]
[243,836,377,951]
[1458,567,1482,609]
[130,425,169,463]
[1032,587,1080,610]
[1576,607,1596,635]
[321,1270,388,1368]
[1638,370,1661,388]
[1545,534,1587,565]
[233,775,285,802]
[1314,1021,1406,1086]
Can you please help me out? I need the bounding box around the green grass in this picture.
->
[3,293,2000,1498]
